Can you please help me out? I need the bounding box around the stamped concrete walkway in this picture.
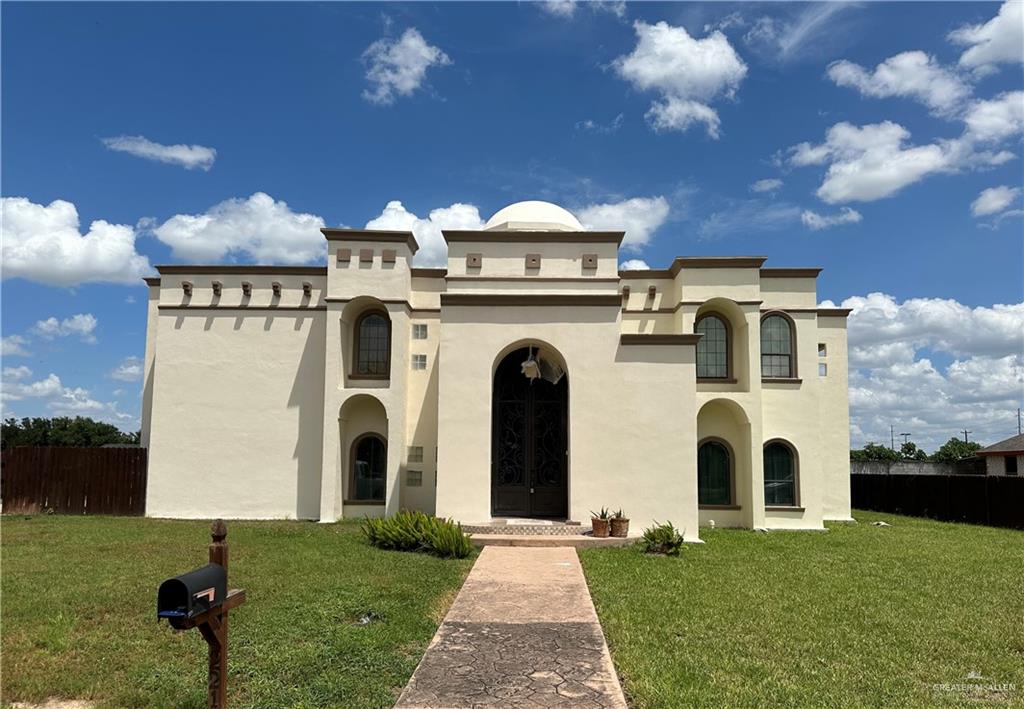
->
[395,546,627,709]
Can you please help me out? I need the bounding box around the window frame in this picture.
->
[695,312,734,382]
[411,354,427,370]
[697,436,737,509]
[348,432,387,503]
[412,323,428,340]
[763,438,800,508]
[1005,455,1018,475]
[351,309,391,379]
[760,311,798,380]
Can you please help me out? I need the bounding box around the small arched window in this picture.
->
[698,439,733,506]
[696,314,729,379]
[761,313,795,378]
[353,310,390,377]
[351,434,386,501]
[764,440,798,506]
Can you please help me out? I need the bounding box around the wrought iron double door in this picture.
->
[491,350,568,518]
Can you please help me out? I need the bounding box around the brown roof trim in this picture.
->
[440,293,621,307]
[443,230,625,245]
[143,277,161,286]
[761,307,819,314]
[156,265,328,276]
[158,305,327,312]
[624,299,764,315]
[411,268,447,278]
[445,276,621,283]
[323,297,441,315]
[671,257,767,274]
[620,334,703,346]
[817,308,853,317]
[619,269,673,279]
[978,433,1024,455]
[760,268,823,278]
[321,228,419,254]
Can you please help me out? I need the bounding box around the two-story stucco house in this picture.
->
[141,200,852,538]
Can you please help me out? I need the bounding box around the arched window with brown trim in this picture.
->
[353,310,391,378]
[761,312,796,379]
[698,438,734,506]
[695,313,730,380]
[763,439,799,506]
[350,433,386,502]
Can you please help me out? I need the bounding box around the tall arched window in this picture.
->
[353,310,390,377]
[696,314,730,379]
[764,440,798,506]
[698,439,733,506]
[761,313,795,378]
[351,434,386,501]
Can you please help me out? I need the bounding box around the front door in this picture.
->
[492,348,568,518]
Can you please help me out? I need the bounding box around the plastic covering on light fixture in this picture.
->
[520,346,564,385]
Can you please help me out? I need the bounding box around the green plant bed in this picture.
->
[1,515,473,708]
[580,511,1024,707]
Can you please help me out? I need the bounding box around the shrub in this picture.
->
[361,510,473,559]
[638,521,685,556]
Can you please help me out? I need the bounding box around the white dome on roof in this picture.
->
[484,201,584,232]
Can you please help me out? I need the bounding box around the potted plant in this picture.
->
[610,509,630,538]
[590,507,611,538]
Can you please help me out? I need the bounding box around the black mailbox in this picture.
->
[157,563,227,626]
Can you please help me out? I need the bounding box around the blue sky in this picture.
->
[2,1,1022,451]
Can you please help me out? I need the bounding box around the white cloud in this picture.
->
[971,185,1022,217]
[750,178,783,193]
[101,135,216,171]
[539,1,626,19]
[0,367,134,426]
[362,28,451,105]
[3,366,33,381]
[365,200,484,267]
[575,113,624,134]
[824,292,1024,451]
[744,3,856,63]
[110,356,143,382]
[949,0,1024,72]
[1,197,151,287]
[698,200,801,239]
[619,259,650,270]
[613,21,747,138]
[801,206,862,230]
[1,335,30,357]
[539,0,576,17]
[31,314,98,343]
[962,90,1024,143]
[826,51,971,116]
[578,196,670,251]
[152,192,325,264]
[0,371,63,402]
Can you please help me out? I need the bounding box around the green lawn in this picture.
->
[580,511,1024,707]
[1,516,473,708]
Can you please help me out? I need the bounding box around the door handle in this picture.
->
[530,487,534,494]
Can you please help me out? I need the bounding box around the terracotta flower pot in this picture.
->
[591,518,610,538]
[610,517,630,538]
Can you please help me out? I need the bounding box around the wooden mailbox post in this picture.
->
[157,520,246,708]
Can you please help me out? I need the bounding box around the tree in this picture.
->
[900,441,928,461]
[1,417,139,449]
[850,443,901,462]
[931,437,982,462]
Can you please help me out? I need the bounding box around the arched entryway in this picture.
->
[492,346,568,518]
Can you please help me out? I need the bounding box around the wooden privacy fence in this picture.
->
[1,447,147,515]
[851,473,1023,530]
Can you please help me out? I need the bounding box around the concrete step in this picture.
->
[462,522,585,536]
[470,534,634,548]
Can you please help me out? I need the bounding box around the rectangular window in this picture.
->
[1006,455,1018,475]
[411,354,427,370]
[818,343,827,357]
[407,470,423,487]
[412,323,428,340]
[818,363,828,377]
[408,446,423,463]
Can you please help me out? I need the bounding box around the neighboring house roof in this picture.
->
[977,433,1024,456]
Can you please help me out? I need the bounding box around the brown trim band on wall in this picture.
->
[620,257,768,279]
[817,308,853,317]
[143,277,161,286]
[443,230,625,244]
[158,305,327,312]
[323,297,442,315]
[411,268,447,278]
[620,334,703,346]
[321,228,419,254]
[440,294,622,307]
[760,307,819,314]
[156,265,328,276]
[760,268,823,278]
[623,299,763,315]
[619,269,674,279]
[445,276,621,283]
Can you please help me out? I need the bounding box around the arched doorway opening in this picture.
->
[492,346,568,518]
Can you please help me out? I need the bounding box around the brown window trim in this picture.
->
[351,309,391,379]
[763,438,800,508]
[695,311,733,381]
[697,436,736,507]
[343,500,386,506]
[762,378,803,384]
[348,374,390,381]
[698,378,739,385]
[348,432,387,503]
[765,506,805,512]
[760,310,798,379]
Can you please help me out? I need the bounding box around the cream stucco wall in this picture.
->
[984,454,1023,476]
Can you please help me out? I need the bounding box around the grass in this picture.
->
[1,515,473,708]
[580,511,1024,708]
